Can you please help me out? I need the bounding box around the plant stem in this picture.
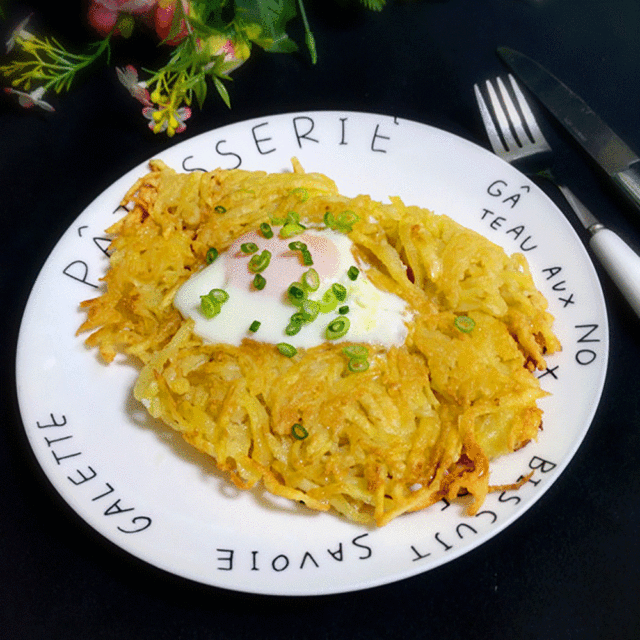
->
[296,0,317,64]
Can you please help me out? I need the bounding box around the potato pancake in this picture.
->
[78,159,561,526]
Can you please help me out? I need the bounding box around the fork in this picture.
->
[474,74,640,318]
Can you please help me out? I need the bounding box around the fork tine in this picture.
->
[495,77,529,147]
[473,83,505,154]
[485,79,520,151]
[507,74,551,151]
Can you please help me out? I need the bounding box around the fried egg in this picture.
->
[173,228,412,348]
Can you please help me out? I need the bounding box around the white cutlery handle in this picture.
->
[590,227,640,317]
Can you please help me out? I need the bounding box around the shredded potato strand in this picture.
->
[78,159,561,526]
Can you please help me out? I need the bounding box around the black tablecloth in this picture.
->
[2,1,640,637]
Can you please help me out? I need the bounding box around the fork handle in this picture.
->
[589,227,640,318]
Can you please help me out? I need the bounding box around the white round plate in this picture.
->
[15,111,608,596]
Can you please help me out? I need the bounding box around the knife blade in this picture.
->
[497,46,640,211]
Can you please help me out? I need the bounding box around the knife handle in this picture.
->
[613,160,640,211]
[589,227,640,318]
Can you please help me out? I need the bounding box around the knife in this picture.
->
[497,46,640,212]
[555,182,640,317]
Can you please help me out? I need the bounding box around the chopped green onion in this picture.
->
[342,345,369,359]
[318,288,338,313]
[280,223,306,238]
[301,249,314,266]
[260,222,274,238]
[277,343,297,357]
[208,289,229,303]
[326,316,350,340]
[324,210,360,233]
[332,283,347,302]
[454,315,476,333]
[253,273,266,290]
[288,241,314,266]
[200,288,229,319]
[241,242,259,254]
[287,282,307,306]
[214,205,227,214]
[337,210,358,228]
[205,247,219,264]
[249,320,261,333]
[280,212,306,238]
[348,358,370,373]
[290,188,309,202]
[285,322,302,336]
[347,266,360,281]
[290,311,305,324]
[269,214,286,225]
[248,250,272,273]
[301,299,320,322]
[200,296,220,319]
[344,345,370,373]
[302,268,320,292]
[291,423,308,439]
[339,305,349,315]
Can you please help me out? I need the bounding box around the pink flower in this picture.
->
[154,0,191,45]
[88,0,158,37]
[6,14,34,54]
[199,34,251,75]
[116,65,153,106]
[215,39,248,74]
[4,86,55,112]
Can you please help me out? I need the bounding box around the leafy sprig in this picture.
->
[2,28,111,95]
[1,0,391,134]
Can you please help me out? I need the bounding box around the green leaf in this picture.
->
[234,0,299,53]
[214,75,232,108]
[360,0,386,10]
[164,0,189,44]
[193,76,208,109]
[192,0,234,27]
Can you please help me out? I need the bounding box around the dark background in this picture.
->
[2,1,640,638]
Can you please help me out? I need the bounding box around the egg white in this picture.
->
[173,228,412,349]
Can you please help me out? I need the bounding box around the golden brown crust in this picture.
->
[78,159,561,526]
